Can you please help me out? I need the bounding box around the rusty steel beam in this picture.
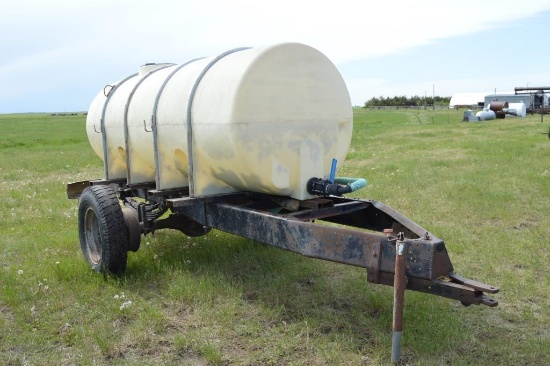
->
[514,86,550,93]
[170,194,498,305]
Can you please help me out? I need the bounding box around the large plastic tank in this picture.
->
[86,43,353,200]
[507,102,526,117]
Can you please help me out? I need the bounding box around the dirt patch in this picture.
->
[0,304,16,323]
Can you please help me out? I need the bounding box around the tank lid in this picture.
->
[139,63,174,76]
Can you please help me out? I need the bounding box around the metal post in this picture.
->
[392,232,407,364]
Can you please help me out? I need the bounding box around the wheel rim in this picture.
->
[83,207,102,265]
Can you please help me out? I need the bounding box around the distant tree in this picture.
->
[363,95,451,108]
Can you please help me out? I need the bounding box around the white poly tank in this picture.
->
[86,43,353,200]
[507,102,526,117]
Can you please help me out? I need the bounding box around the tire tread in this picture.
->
[78,185,128,275]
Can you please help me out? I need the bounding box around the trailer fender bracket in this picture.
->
[366,240,383,284]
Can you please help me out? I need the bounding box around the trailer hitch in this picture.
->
[366,231,498,307]
[447,272,499,306]
[372,271,499,307]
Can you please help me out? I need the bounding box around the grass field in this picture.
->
[0,109,549,365]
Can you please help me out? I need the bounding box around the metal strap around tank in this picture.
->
[186,47,251,197]
[151,58,204,190]
[123,64,176,184]
[99,72,138,180]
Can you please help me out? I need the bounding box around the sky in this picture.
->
[1,0,550,113]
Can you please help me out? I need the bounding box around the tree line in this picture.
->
[364,95,451,107]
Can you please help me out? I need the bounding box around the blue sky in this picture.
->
[341,10,550,105]
[1,0,549,113]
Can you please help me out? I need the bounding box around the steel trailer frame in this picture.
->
[67,179,499,307]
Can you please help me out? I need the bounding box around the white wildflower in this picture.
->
[60,323,71,333]
[17,269,23,275]
[119,300,133,311]
[114,294,119,300]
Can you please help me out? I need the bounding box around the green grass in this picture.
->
[0,110,549,365]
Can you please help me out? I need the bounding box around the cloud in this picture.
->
[1,0,549,112]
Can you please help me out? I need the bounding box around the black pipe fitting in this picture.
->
[306,177,352,197]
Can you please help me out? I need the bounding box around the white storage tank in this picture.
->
[86,43,353,200]
[507,102,526,117]
[475,109,496,121]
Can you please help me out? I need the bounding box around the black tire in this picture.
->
[122,207,141,252]
[78,185,128,275]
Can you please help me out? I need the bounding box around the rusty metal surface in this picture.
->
[393,235,407,334]
[367,241,382,284]
[392,233,407,363]
[203,201,375,267]
[179,198,453,281]
[185,195,498,306]
[66,180,91,199]
[380,235,452,280]
[286,200,369,220]
[76,184,498,306]
[67,178,129,199]
[448,272,499,294]
[377,272,498,306]
[489,101,509,111]
[154,213,211,237]
[514,86,550,93]
[489,101,509,119]
[322,199,432,240]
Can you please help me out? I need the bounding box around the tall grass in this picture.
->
[0,110,548,365]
